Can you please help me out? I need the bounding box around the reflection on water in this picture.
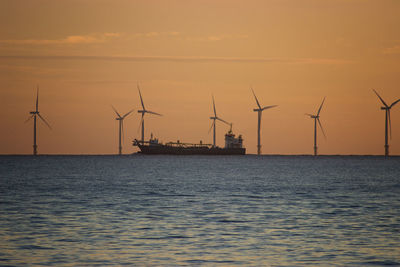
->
[1,155,400,265]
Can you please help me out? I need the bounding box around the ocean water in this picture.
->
[0,155,399,266]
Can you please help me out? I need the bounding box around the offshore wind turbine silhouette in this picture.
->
[305,97,326,156]
[373,89,400,156]
[209,95,230,147]
[251,88,277,155]
[25,86,51,155]
[137,84,162,144]
[112,106,134,155]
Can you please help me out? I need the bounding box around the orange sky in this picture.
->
[1,0,400,155]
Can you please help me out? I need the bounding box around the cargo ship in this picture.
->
[133,130,245,155]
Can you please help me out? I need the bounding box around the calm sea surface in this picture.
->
[0,155,399,266]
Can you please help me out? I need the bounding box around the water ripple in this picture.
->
[0,155,400,265]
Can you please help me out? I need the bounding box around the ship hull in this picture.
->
[136,144,245,155]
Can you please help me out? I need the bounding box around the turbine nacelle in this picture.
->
[112,105,134,120]
[136,84,162,142]
[306,97,327,156]
[111,105,134,155]
[373,89,400,156]
[209,96,229,125]
[305,113,319,119]
[26,86,51,155]
[209,96,231,147]
[251,87,278,155]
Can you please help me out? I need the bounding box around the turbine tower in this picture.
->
[25,86,51,155]
[373,89,400,156]
[251,88,277,155]
[137,84,162,144]
[112,106,134,155]
[209,95,230,147]
[305,97,326,156]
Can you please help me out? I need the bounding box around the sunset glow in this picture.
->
[1,0,399,155]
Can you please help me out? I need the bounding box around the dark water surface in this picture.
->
[0,155,399,266]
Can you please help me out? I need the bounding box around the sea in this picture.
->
[0,155,399,266]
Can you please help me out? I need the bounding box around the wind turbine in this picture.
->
[373,89,400,156]
[137,84,162,143]
[209,95,230,147]
[25,86,51,155]
[305,97,326,156]
[251,88,277,155]
[112,106,134,155]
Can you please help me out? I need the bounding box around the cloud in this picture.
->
[0,31,249,46]
[383,45,400,55]
[129,32,246,42]
[0,31,181,44]
[132,31,181,38]
[0,55,353,65]
[0,33,121,45]
[185,34,249,42]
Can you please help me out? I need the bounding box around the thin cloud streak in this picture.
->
[0,32,179,45]
[0,32,247,45]
[132,31,181,38]
[0,55,353,65]
[186,34,249,42]
[383,45,400,55]
[0,33,121,45]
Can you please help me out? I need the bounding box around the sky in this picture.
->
[0,0,400,155]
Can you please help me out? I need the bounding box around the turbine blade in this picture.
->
[24,115,34,123]
[251,88,262,109]
[122,109,135,119]
[146,110,162,116]
[38,113,52,130]
[262,105,278,111]
[36,86,39,112]
[317,118,326,139]
[390,99,400,108]
[216,117,230,125]
[111,105,122,118]
[373,89,388,107]
[208,120,214,134]
[137,83,145,110]
[212,95,217,116]
[317,97,326,116]
[305,113,314,118]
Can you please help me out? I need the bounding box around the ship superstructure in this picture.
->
[225,128,243,149]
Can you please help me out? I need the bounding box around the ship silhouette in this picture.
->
[133,129,245,155]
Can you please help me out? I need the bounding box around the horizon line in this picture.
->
[0,153,398,157]
[0,55,353,65]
